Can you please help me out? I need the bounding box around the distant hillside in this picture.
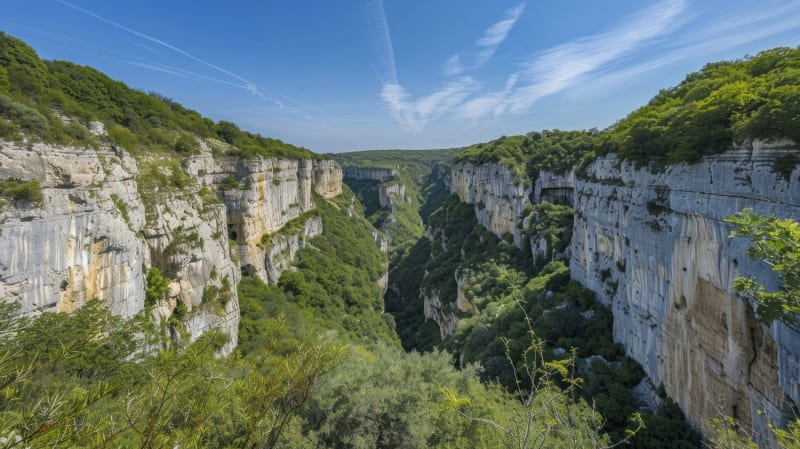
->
[331,147,462,170]
[0,32,312,159]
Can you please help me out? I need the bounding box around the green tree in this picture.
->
[145,267,170,306]
[0,66,9,94]
[727,209,800,329]
[441,330,643,449]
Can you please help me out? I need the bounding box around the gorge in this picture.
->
[1,31,799,449]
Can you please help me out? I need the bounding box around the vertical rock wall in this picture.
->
[0,142,148,317]
[1,139,343,356]
[450,162,531,247]
[570,142,800,444]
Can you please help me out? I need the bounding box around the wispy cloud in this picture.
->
[380,0,685,130]
[368,0,398,84]
[376,3,521,131]
[382,77,479,132]
[553,1,800,101]
[54,0,305,113]
[495,0,687,115]
[444,3,525,76]
[474,3,526,67]
[442,54,465,76]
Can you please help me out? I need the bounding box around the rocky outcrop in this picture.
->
[421,270,476,339]
[371,230,389,253]
[1,137,343,357]
[257,215,323,284]
[313,159,343,198]
[379,183,405,208]
[571,142,800,445]
[210,157,315,239]
[535,169,574,206]
[422,288,458,339]
[185,154,343,287]
[451,162,531,247]
[343,166,397,181]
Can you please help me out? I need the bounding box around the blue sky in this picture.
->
[3,0,800,153]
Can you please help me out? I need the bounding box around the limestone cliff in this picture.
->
[257,215,323,284]
[186,154,341,286]
[0,137,343,355]
[571,141,800,443]
[451,162,530,247]
[0,140,148,317]
[379,183,405,208]
[343,166,397,181]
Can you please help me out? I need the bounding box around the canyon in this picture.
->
[417,140,799,445]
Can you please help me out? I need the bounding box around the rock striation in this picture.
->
[0,142,148,317]
[451,162,531,247]
[571,141,800,444]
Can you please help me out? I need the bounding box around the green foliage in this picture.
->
[110,193,131,227]
[603,47,800,163]
[0,66,9,94]
[0,32,316,159]
[174,133,199,154]
[0,292,349,449]
[523,201,574,266]
[706,416,759,449]
[145,267,169,306]
[107,124,139,151]
[0,300,144,447]
[0,32,48,95]
[301,345,514,449]
[727,209,800,329]
[443,329,642,449]
[774,419,800,449]
[0,178,43,207]
[278,192,395,344]
[240,190,395,353]
[456,130,597,181]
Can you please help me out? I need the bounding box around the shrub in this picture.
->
[145,267,169,306]
[0,178,44,207]
[174,134,199,154]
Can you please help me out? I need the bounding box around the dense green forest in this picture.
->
[0,32,311,159]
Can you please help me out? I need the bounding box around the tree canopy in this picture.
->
[0,32,313,159]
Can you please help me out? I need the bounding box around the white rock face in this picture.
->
[379,183,405,208]
[422,288,458,339]
[571,143,800,444]
[1,139,343,357]
[343,166,397,181]
[313,159,343,198]
[215,157,315,239]
[258,216,323,284]
[0,142,148,317]
[451,162,531,247]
